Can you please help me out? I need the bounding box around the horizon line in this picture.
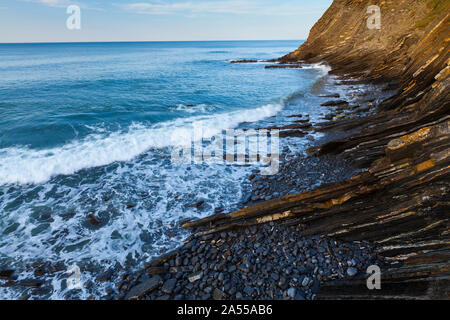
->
[0,39,305,45]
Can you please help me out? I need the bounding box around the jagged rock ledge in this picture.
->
[182,0,450,299]
[120,0,449,300]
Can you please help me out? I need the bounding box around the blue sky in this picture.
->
[0,0,333,43]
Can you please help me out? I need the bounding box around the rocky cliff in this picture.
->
[184,0,449,299]
[283,0,449,113]
[121,1,449,301]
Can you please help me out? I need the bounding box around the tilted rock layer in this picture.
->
[277,0,449,299]
[123,1,449,300]
[186,0,449,299]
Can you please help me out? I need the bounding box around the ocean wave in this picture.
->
[0,142,249,299]
[174,103,211,113]
[301,62,331,75]
[0,103,283,185]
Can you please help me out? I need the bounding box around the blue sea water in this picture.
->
[0,41,334,299]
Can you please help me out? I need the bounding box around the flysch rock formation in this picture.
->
[183,0,450,299]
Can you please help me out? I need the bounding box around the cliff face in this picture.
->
[184,1,449,299]
[283,0,449,114]
[282,1,450,299]
[284,0,449,76]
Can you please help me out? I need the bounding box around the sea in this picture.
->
[0,40,339,299]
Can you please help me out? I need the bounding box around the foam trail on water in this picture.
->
[0,103,283,185]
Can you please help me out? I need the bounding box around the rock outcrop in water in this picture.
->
[183,0,450,299]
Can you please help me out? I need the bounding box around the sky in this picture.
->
[0,0,333,43]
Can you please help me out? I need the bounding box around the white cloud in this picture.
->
[123,0,321,16]
[124,1,251,15]
[39,0,63,6]
[22,0,104,10]
[24,0,71,7]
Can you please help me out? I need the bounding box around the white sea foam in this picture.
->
[174,103,210,113]
[0,150,249,299]
[301,62,332,75]
[0,103,283,185]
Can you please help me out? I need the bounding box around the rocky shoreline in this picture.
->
[2,0,447,301]
[113,74,399,300]
[119,0,449,300]
[0,60,391,300]
[122,224,387,300]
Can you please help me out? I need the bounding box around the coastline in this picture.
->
[115,69,398,301]
[1,1,447,301]
[120,0,449,300]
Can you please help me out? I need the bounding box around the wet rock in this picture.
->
[124,219,382,301]
[347,267,358,277]
[17,279,43,287]
[161,278,177,294]
[204,286,213,294]
[230,59,258,63]
[319,93,340,98]
[265,64,303,69]
[287,287,296,299]
[146,266,169,275]
[213,288,225,300]
[188,272,203,283]
[97,269,114,282]
[125,275,162,300]
[302,276,310,287]
[279,130,306,138]
[87,214,101,226]
[320,100,349,107]
[33,268,46,277]
[190,200,205,209]
[214,207,224,213]
[243,286,254,296]
[0,269,15,280]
